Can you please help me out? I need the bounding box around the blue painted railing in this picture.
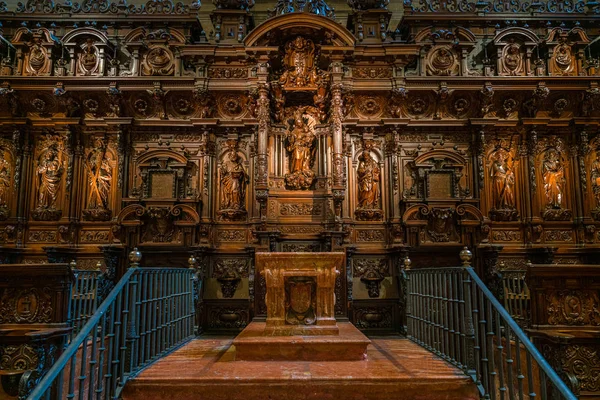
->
[404,248,577,400]
[26,249,197,400]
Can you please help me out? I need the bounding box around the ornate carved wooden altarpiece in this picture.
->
[0,0,599,339]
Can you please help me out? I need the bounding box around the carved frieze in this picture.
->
[356,230,385,242]
[216,229,246,242]
[279,203,322,216]
[354,66,392,79]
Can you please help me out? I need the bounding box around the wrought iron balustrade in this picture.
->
[68,266,102,340]
[26,249,197,400]
[404,248,577,400]
[500,269,530,329]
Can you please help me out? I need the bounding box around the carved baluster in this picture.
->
[331,83,345,227]
[255,82,270,222]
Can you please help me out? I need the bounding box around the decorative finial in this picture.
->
[95,261,102,271]
[129,247,142,267]
[69,259,77,270]
[188,255,197,269]
[460,246,472,266]
[403,256,412,270]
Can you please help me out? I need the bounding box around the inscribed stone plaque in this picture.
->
[428,172,453,199]
[150,172,174,198]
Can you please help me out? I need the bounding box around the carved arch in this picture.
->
[135,149,188,165]
[414,26,476,43]
[244,13,355,47]
[123,27,186,44]
[413,149,467,165]
[62,27,111,45]
[493,27,539,45]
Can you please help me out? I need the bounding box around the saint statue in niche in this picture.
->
[0,157,10,207]
[488,146,519,221]
[83,139,112,221]
[490,148,515,207]
[218,142,248,220]
[542,148,566,209]
[590,152,600,209]
[279,36,320,88]
[284,109,316,190]
[32,146,64,221]
[355,143,383,221]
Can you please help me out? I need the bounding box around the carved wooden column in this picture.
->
[331,82,345,228]
[255,81,270,223]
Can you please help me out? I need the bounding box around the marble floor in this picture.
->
[122,335,479,400]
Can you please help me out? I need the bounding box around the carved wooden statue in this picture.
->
[490,148,515,210]
[0,157,10,207]
[35,148,64,216]
[218,148,247,220]
[355,148,383,220]
[542,149,566,209]
[284,109,316,190]
[83,139,112,221]
[279,36,319,88]
[591,152,600,209]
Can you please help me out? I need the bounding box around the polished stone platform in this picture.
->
[122,336,479,400]
[233,321,371,361]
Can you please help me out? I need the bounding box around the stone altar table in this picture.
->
[233,252,371,361]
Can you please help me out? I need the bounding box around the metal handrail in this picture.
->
[27,250,196,400]
[404,249,577,400]
[69,268,102,340]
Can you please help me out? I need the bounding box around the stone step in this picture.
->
[122,335,479,400]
